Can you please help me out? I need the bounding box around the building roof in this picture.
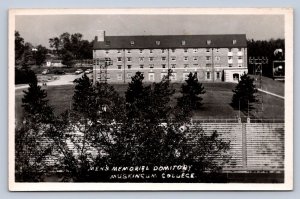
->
[93,34,247,50]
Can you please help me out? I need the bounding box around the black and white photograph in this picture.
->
[8,8,293,191]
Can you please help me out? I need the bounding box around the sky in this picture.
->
[15,14,285,48]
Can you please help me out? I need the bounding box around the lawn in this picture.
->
[15,81,284,123]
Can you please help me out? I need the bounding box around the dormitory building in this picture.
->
[92,31,248,83]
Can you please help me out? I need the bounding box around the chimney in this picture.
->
[97,30,105,42]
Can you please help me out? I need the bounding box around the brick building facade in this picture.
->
[92,31,248,83]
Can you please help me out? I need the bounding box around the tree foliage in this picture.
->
[177,72,206,111]
[49,32,93,66]
[15,31,25,63]
[247,39,285,77]
[16,72,55,181]
[16,72,231,182]
[231,73,257,111]
[34,45,48,66]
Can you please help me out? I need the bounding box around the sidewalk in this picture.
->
[15,74,82,90]
[257,88,284,99]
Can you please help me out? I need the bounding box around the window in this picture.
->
[127,65,131,69]
[183,73,189,80]
[130,41,135,46]
[140,49,143,53]
[161,49,165,53]
[172,49,176,53]
[140,64,144,68]
[206,64,212,67]
[193,48,198,53]
[206,40,211,45]
[105,50,109,54]
[117,49,121,53]
[117,65,122,69]
[156,41,160,45]
[233,73,239,81]
[127,57,132,62]
[184,56,188,61]
[127,50,131,53]
[232,40,237,45]
[162,64,166,68]
[105,40,110,46]
[184,64,189,68]
[149,73,155,81]
[171,64,176,68]
[127,73,132,79]
[216,48,220,52]
[193,64,198,67]
[171,56,176,61]
[161,56,166,61]
[215,64,221,67]
[238,64,243,68]
[117,57,122,62]
[150,49,153,53]
[149,57,154,61]
[216,72,220,79]
[184,49,188,53]
[193,56,198,61]
[228,56,233,60]
[238,56,242,59]
[206,48,210,52]
[215,56,220,61]
[139,57,144,61]
[238,48,242,52]
[229,64,233,67]
[170,73,177,81]
[206,72,211,80]
[182,40,186,45]
[228,48,232,52]
[117,73,122,80]
[149,64,154,68]
[206,56,211,61]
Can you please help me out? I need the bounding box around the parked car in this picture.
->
[85,69,93,74]
[75,69,83,74]
[42,69,49,75]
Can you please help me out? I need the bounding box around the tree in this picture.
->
[177,72,206,111]
[34,45,48,66]
[231,73,257,111]
[49,32,93,66]
[51,74,126,181]
[21,73,54,122]
[16,73,55,181]
[150,70,175,121]
[125,71,152,121]
[15,31,25,64]
[247,39,285,77]
[72,73,94,117]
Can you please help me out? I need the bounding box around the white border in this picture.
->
[8,8,293,191]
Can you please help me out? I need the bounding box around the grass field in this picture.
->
[15,80,284,122]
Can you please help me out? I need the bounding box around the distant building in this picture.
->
[93,31,248,83]
[45,59,65,67]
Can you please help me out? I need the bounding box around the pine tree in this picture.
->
[21,73,53,122]
[125,71,151,121]
[72,73,94,117]
[150,69,175,122]
[177,72,206,111]
[16,73,54,181]
[231,73,257,111]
